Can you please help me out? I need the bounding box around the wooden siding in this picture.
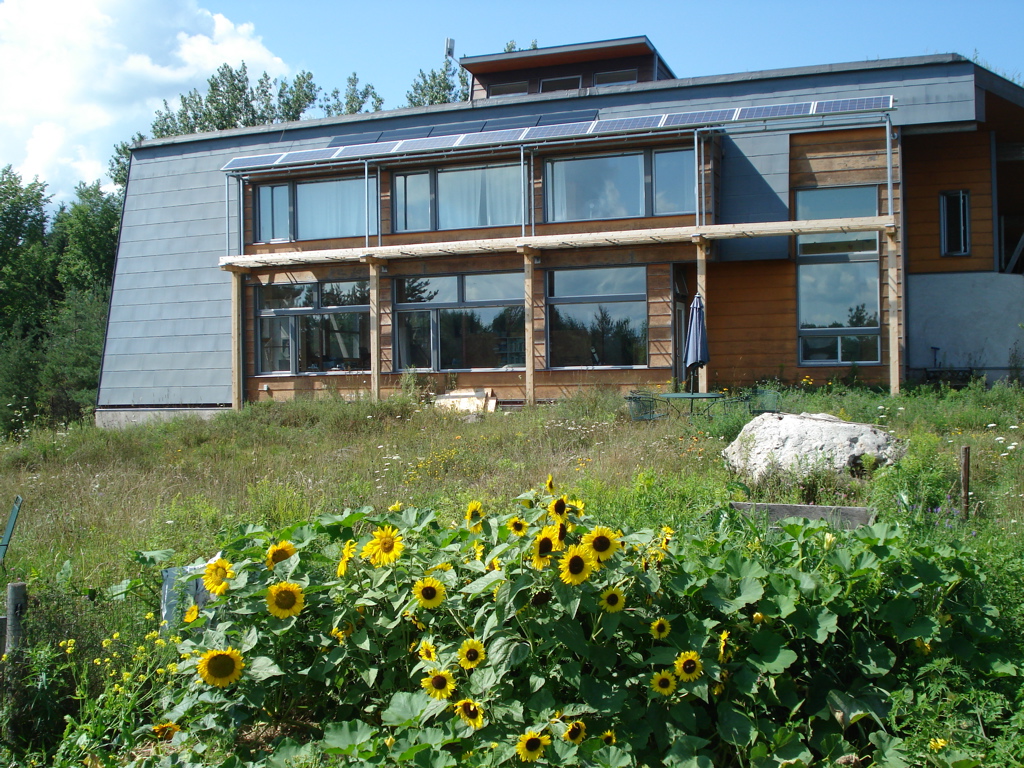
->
[791,127,891,191]
[903,131,993,273]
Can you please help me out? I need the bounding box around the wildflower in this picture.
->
[458,638,486,669]
[650,618,671,640]
[674,651,703,682]
[929,738,948,752]
[203,558,234,596]
[388,501,404,512]
[454,699,485,729]
[166,663,178,674]
[152,722,180,740]
[559,544,596,586]
[601,730,616,746]
[266,582,305,619]
[515,731,551,762]
[336,540,357,577]
[197,647,244,687]
[427,561,453,573]
[651,670,677,696]
[361,525,405,567]
[183,604,199,623]
[582,526,621,562]
[563,720,586,744]
[413,577,446,609]
[421,669,456,700]
[145,630,159,641]
[465,500,485,533]
[266,541,297,570]
[599,586,626,613]
[112,632,119,640]
[145,612,156,621]
[752,612,765,625]
[914,638,933,655]
[508,516,528,536]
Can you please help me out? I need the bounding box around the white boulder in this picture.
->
[723,412,899,480]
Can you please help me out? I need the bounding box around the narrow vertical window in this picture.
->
[940,190,970,256]
[257,184,290,242]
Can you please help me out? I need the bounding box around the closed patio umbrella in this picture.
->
[683,293,708,391]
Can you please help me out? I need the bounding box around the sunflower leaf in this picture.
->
[716,702,756,746]
[748,630,798,674]
[460,570,505,596]
[382,691,429,726]
[321,720,378,754]
[246,656,283,681]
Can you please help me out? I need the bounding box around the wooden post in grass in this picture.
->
[5,582,27,655]
[960,446,971,517]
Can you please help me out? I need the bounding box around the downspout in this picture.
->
[520,145,526,238]
[529,150,536,236]
[364,160,371,249]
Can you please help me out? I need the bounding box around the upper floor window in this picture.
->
[393,164,523,233]
[489,81,529,98]
[540,76,581,93]
[546,149,694,223]
[940,190,970,256]
[594,69,638,87]
[256,177,378,243]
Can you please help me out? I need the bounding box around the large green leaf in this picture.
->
[322,720,378,754]
[853,634,896,677]
[716,702,756,746]
[382,691,428,726]
[790,606,838,644]
[748,631,797,674]
[246,656,283,681]
[460,569,505,596]
[702,574,763,615]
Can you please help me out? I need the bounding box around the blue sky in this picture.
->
[1,0,1021,203]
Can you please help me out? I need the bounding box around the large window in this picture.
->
[940,189,970,256]
[255,177,378,243]
[547,266,648,367]
[394,273,525,371]
[393,164,523,232]
[546,149,695,223]
[795,186,880,365]
[257,281,370,374]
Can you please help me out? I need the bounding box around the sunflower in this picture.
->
[545,474,555,493]
[559,544,596,586]
[515,731,551,762]
[465,500,485,533]
[266,582,305,619]
[674,650,704,682]
[197,647,244,687]
[453,698,485,729]
[413,577,446,609]
[531,528,557,569]
[548,496,568,523]
[420,669,456,700]
[336,540,357,577]
[598,586,626,613]
[183,604,199,623]
[650,617,671,640]
[152,721,180,740]
[458,638,486,669]
[265,541,297,570]
[330,623,355,643]
[417,640,437,662]
[361,525,404,568]
[601,730,616,746]
[651,670,677,696]
[542,523,566,552]
[508,516,528,536]
[582,526,622,563]
[718,630,731,663]
[563,720,586,744]
[202,558,234,596]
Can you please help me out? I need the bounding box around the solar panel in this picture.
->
[335,141,399,157]
[221,154,284,171]
[736,102,813,120]
[276,148,339,164]
[814,96,894,114]
[457,128,528,146]
[522,122,594,140]
[396,135,461,152]
[592,115,664,134]
[663,109,737,127]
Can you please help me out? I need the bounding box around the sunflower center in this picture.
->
[525,737,541,752]
[592,535,611,552]
[568,556,586,575]
[558,523,568,540]
[568,724,582,739]
[380,538,395,553]
[465,648,479,662]
[552,499,565,516]
[682,659,697,674]
[431,675,447,690]
[462,703,478,717]
[421,586,437,600]
[538,538,553,556]
[513,521,524,531]
[207,654,236,678]
[271,549,290,564]
[275,590,296,609]
[606,592,620,605]
[658,676,671,688]
[603,735,613,744]
[213,567,226,580]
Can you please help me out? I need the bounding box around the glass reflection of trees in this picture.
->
[549,304,647,367]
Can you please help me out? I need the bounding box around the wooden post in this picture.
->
[961,446,971,517]
[886,228,901,395]
[5,582,26,656]
[693,236,709,394]
[363,257,385,402]
[519,246,538,406]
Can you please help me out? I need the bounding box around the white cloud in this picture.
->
[0,0,287,203]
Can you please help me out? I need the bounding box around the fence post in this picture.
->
[960,446,971,517]
[5,582,27,656]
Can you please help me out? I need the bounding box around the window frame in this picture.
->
[545,266,649,369]
[253,175,378,244]
[256,280,371,375]
[391,161,526,234]
[544,147,696,223]
[392,272,526,372]
[540,75,582,93]
[594,69,638,87]
[940,189,971,256]
[794,185,882,367]
[488,81,529,97]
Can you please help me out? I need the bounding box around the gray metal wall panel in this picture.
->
[106,318,231,338]
[104,334,228,355]
[111,268,230,291]
[717,134,790,261]
[98,385,231,406]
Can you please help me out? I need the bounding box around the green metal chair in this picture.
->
[747,389,781,415]
[625,391,670,421]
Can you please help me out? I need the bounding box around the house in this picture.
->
[96,37,1024,426]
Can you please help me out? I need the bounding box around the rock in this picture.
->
[722,412,900,480]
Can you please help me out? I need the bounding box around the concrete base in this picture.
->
[95,407,229,428]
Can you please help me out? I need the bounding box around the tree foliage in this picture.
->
[321,73,385,116]
[405,58,469,107]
